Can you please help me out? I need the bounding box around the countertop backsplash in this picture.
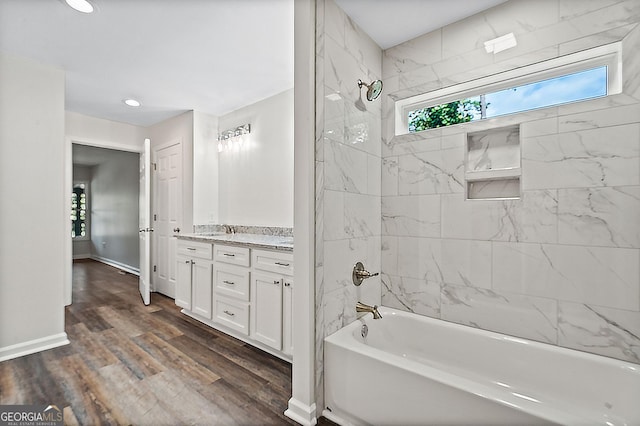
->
[193,224,293,237]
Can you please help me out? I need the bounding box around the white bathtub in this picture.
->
[323,307,640,426]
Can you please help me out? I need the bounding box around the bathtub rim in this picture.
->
[324,306,639,426]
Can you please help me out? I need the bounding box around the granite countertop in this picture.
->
[177,232,293,252]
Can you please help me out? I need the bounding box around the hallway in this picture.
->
[0,260,295,425]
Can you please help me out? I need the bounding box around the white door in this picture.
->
[138,138,152,305]
[153,142,182,298]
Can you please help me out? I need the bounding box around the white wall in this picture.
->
[89,148,140,270]
[193,111,219,225]
[72,164,94,258]
[0,53,68,360]
[66,111,146,151]
[215,89,294,227]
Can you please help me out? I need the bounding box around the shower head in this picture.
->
[358,79,383,101]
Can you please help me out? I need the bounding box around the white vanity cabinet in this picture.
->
[212,245,251,335]
[175,236,293,361]
[176,240,213,319]
[251,249,293,355]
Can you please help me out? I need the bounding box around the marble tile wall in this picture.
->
[380,0,640,364]
[315,0,383,411]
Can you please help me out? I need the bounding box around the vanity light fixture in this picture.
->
[484,32,517,54]
[65,0,94,13]
[217,123,251,152]
[123,99,141,107]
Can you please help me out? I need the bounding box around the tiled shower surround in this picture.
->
[316,0,640,411]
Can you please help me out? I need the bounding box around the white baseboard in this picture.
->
[73,254,91,260]
[285,399,317,426]
[91,255,140,276]
[0,333,70,362]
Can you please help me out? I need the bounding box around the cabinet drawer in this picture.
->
[214,297,249,335]
[252,249,294,276]
[214,244,250,267]
[177,240,212,260]
[214,263,250,301]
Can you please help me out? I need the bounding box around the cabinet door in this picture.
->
[251,272,283,350]
[282,278,293,355]
[176,257,192,310]
[191,260,213,319]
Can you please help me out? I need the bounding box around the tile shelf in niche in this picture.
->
[465,167,521,182]
[465,124,521,200]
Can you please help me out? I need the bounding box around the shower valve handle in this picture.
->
[352,262,379,286]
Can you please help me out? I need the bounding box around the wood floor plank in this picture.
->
[133,331,220,387]
[201,333,292,392]
[57,354,130,425]
[95,305,147,337]
[0,260,295,425]
[0,360,22,404]
[123,306,184,340]
[71,306,114,333]
[150,306,228,347]
[66,322,119,369]
[169,334,291,416]
[98,328,165,380]
[199,378,296,426]
[97,363,178,426]
[145,370,236,425]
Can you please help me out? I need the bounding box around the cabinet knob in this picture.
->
[173,227,180,233]
[273,280,281,285]
[284,282,291,287]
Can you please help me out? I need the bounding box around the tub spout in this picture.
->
[356,302,382,319]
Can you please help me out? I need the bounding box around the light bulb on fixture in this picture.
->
[65,0,94,13]
[217,123,251,152]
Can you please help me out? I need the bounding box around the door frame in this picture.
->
[64,136,143,306]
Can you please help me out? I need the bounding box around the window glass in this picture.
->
[408,66,607,132]
[71,183,88,239]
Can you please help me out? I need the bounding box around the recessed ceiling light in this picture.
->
[124,99,141,107]
[65,0,94,14]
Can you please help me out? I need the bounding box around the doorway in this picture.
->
[66,140,143,305]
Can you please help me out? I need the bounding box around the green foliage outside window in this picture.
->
[408,99,483,132]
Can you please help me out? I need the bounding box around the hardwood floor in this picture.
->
[0,260,296,425]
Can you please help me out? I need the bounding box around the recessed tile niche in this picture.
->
[465,125,521,200]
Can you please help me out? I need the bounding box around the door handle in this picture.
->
[173,227,180,233]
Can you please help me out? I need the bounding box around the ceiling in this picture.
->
[335,0,508,49]
[0,0,506,128]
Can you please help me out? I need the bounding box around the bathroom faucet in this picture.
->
[223,224,236,234]
[356,302,382,319]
